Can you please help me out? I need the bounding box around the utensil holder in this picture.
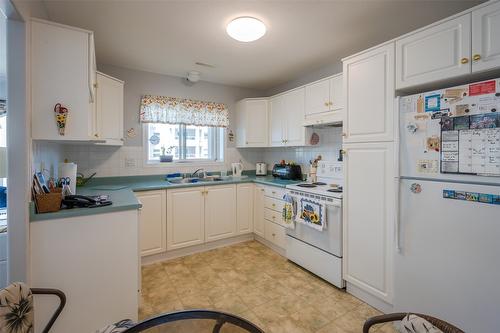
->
[35,188,62,213]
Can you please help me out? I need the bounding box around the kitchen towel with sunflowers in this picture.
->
[297,197,326,231]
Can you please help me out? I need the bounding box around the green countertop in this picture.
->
[30,172,301,222]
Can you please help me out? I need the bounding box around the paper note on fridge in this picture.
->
[442,152,459,162]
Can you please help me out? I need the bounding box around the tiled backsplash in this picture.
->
[261,127,343,175]
[33,127,342,179]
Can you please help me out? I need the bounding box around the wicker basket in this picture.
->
[35,188,63,213]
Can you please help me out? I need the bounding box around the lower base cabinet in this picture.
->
[264,220,286,249]
[136,190,166,256]
[253,185,265,237]
[167,187,205,250]
[30,210,139,333]
[236,183,254,234]
[205,185,237,241]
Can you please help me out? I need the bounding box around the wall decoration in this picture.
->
[228,129,234,142]
[54,103,69,136]
[126,128,137,138]
[309,132,320,145]
[149,133,160,145]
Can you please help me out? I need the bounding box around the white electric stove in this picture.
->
[285,161,345,288]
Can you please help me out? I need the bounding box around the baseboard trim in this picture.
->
[141,233,254,265]
[346,282,394,313]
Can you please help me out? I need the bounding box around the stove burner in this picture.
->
[297,183,317,188]
[327,188,343,193]
[313,182,327,185]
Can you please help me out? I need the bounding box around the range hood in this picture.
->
[303,111,343,127]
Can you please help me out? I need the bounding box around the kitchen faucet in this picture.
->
[191,168,206,178]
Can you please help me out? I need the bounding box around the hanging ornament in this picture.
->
[127,128,137,138]
[309,132,320,145]
[54,103,69,136]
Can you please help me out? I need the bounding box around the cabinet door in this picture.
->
[343,43,395,143]
[472,1,500,73]
[31,20,94,141]
[269,95,285,146]
[305,78,330,116]
[236,99,269,147]
[284,88,306,146]
[343,142,395,304]
[136,190,166,257]
[205,185,237,242]
[96,72,124,143]
[236,184,253,234]
[253,185,265,237]
[396,14,471,89]
[167,187,205,250]
[329,74,343,111]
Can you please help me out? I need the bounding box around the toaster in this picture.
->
[271,164,302,180]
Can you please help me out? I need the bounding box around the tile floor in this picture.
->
[140,240,397,333]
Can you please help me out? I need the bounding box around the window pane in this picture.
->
[185,125,211,160]
[147,123,180,161]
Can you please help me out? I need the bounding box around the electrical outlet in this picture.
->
[124,158,136,168]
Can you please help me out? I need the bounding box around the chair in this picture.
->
[0,282,66,333]
[363,312,465,333]
[100,310,265,333]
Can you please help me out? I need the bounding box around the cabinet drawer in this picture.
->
[264,220,286,249]
[264,207,283,225]
[264,196,284,213]
[263,186,286,200]
[0,233,6,261]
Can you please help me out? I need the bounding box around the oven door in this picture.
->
[286,197,342,258]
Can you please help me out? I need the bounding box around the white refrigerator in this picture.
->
[395,78,500,333]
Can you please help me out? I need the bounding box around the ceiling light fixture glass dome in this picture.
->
[226,17,266,42]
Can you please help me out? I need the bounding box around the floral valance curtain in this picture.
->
[139,95,229,127]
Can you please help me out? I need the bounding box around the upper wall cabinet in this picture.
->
[343,43,395,143]
[235,98,268,148]
[31,19,97,141]
[472,1,500,73]
[396,15,471,90]
[304,74,343,126]
[95,72,124,146]
[269,88,307,147]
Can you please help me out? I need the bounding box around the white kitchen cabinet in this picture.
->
[205,184,237,242]
[264,220,286,249]
[269,89,307,147]
[269,95,286,147]
[30,210,139,333]
[236,184,253,235]
[95,72,124,145]
[472,1,500,73]
[304,74,343,126]
[136,190,166,257]
[395,15,471,90]
[305,78,330,116]
[253,185,265,237]
[0,233,6,288]
[167,187,205,250]
[283,88,306,146]
[343,142,395,304]
[31,18,97,141]
[343,43,395,143]
[235,98,269,148]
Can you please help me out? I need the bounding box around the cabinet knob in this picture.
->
[272,203,275,207]
[329,101,333,106]
[245,141,248,145]
[341,149,347,155]
[260,189,265,192]
[460,57,469,64]
[473,54,481,61]
[324,102,329,106]
[342,132,347,137]
[272,233,276,237]
[94,134,99,138]
[93,83,98,88]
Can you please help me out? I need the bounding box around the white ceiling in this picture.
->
[40,0,483,90]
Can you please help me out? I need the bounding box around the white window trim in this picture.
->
[142,124,226,167]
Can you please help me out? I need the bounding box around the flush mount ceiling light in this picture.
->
[226,17,266,42]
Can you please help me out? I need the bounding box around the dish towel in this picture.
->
[282,193,297,229]
[297,197,326,231]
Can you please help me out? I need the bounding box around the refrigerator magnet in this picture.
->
[443,190,456,199]
[425,94,441,112]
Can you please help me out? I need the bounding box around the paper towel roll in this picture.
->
[59,162,77,194]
